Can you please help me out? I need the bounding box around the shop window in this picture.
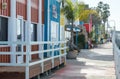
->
[31,24,37,41]
[17,17,25,42]
[17,16,24,51]
[51,21,58,41]
[0,17,8,41]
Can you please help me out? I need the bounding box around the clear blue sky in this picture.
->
[79,0,120,30]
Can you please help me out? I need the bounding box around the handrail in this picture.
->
[112,31,120,79]
[0,41,67,67]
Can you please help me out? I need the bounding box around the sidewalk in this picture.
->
[49,43,116,79]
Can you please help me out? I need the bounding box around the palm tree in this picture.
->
[61,0,85,51]
[96,1,110,40]
[97,1,110,29]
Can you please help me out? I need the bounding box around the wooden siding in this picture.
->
[0,64,42,79]
[0,45,39,63]
[31,0,38,23]
[29,64,42,78]
[54,57,60,67]
[0,58,66,79]
[0,46,10,63]
[31,45,39,60]
[16,0,27,20]
[62,56,65,63]
[0,0,10,16]
[44,60,52,72]
[16,0,39,22]
[0,46,66,65]
[0,0,43,23]
[23,45,39,62]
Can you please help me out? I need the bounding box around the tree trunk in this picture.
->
[71,19,74,44]
[103,22,105,34]
[69,19,80,52]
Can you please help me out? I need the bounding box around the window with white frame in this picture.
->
[0,17,8,41]
[30,23,37,41]
[17,16,24,42]
[17,16,24,52]
[51,21,58,41]
[60,26,64,41]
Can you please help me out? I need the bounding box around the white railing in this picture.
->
[0,41,67,79]
[113,31,120,79]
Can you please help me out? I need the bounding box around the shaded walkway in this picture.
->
[49,43,116,79]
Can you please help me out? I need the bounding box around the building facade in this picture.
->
[0,0,67,79]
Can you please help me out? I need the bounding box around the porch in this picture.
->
[0,41,67,79]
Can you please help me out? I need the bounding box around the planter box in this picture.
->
[66,50,78,59]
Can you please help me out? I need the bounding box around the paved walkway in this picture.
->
[49,43,116,79]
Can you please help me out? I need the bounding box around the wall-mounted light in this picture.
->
[2,2,7,10]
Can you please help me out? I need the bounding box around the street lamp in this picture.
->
[108,20,116,31]
[108,20,116,42]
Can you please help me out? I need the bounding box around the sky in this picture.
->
[79,0,120,31]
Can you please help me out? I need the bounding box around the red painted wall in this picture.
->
[31,0,38,23]
[84,23,92,33]
[0,0,10,16]
[0,0,42,23]
[16,0,27,20]
[0,0,44,63]
[17,0,39,22]
[0,47,10,63]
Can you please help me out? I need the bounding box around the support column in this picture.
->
[26,0,31,61]
[47,0,50,57]
[38,0,43,59]
[47,0,50,42]
[25,0,31,79]
[38,0,44,73]
[8,0,16,63]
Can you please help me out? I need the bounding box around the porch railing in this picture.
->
[0,41,67,79]
[113,31,120,79]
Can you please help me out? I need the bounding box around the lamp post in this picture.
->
[108,20,116,31]
[108,20,116,42]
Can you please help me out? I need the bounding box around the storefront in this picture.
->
[44,0,61,57]
[0,0,67,79]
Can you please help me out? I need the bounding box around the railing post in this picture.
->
[59,42,62,64]
[47,0,50,58]
[112,31,120,79]
[11,43,16,64]
[26,42,30,79]
[41,43,44,73]
[38,0,43,73]
[52,43,54,68]
[64,41,67,65]
[9,0,16,64]
[25,0,31,79]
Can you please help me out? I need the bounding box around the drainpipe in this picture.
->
[8,0,16,63]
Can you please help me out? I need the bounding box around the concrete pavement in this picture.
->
[48,43,116,79]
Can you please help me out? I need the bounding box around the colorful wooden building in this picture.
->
[0,0,67,79]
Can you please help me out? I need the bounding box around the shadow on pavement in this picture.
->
[48,60,87,79]
[79,49,114,61]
